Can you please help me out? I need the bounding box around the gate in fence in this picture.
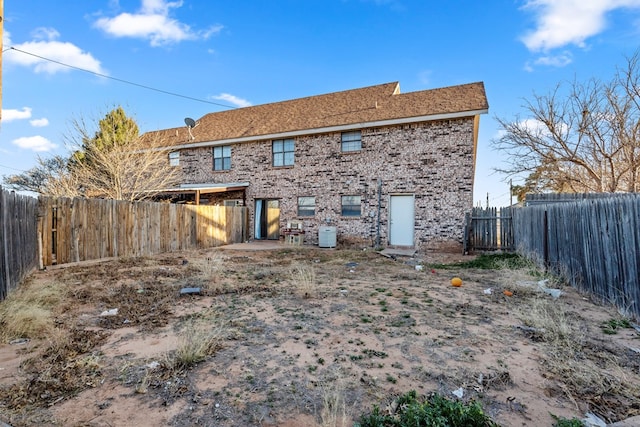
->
[463,206,514,254]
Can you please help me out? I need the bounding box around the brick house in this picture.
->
[148,81,488,252]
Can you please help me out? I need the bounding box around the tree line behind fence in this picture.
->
[514,194,640,319]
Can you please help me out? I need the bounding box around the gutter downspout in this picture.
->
[376,178,382,248]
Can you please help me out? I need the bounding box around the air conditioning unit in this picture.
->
[318,226,337,248]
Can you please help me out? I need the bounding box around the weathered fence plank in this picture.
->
[37,197,248,266]
[0,187,39,300]
[514,194,640,319]
[465,206,514,253]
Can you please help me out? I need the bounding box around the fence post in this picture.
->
[1,188,9,296]
[543,209,549,268]
[36,198,43,271]
[463,212,470,255]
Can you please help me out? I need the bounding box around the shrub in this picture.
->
[428,253,529,270]
[551,414,584,427]
[355,390,499,427]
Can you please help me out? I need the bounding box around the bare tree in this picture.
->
[2,155,82,197]
[65,108,179,201]
[4,107,179,201]
[494,51,640,193]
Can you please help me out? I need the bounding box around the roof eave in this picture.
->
[154,182,250,194]
[164,108,489,151]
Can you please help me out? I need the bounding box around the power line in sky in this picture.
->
[0,162,27,172]
[5,47,238,110]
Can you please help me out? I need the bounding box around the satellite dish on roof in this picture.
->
[184,117,197,128]
[184,117,199,141]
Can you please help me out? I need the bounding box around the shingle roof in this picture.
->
[146,81,488,147]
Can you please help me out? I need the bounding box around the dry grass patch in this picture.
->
[0,328,109,411]
[2,250,639,426]
[189,251,225,283]
[117,311,229,400]
[97,282,179,330]
[517,296,579,344]
[0,278,66,341]
[164,312,227,371]
[319,368,350,427]
[291,262,317,298]
[462,255,640,422]
[514,282,640,421]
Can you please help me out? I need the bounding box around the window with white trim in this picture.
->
[341,131,361,152]
[213,145,231,171]
[297,196,315,217]
[341,195,361,216]
[273,138,295,166]
[168,151,180,166]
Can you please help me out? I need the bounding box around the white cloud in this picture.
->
[33,27,61,41]
[141,0,184,15]
[94,13,194,46]
[495,118,559,139]
[534,51,574,67]
[518,118,569,137]
[5,27,106,75]
[211,93,252,108]
[201,24,224,39]
[2,107,32,122]
[520,118,549,133]
[94,0,222,47]
[521,0,640,51]
[12,136,57,152]
[3,29,11,47]
[30,118,50,127]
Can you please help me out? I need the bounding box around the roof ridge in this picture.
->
[143,81,488,146]
[397,81,485,96]
[198,81,400,121]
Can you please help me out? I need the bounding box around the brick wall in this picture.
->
[178,118,475,252]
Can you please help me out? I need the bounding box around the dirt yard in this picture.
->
[0,244,639,427]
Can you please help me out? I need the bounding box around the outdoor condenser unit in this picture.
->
[318,226,337,248]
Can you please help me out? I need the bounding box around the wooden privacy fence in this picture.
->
[0,187,39,300]
[464,206,514,253]
[39,197,248,266]
[514,194,640,319]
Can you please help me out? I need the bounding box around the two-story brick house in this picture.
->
[147,81,488,252]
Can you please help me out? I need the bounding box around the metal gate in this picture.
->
[463,206,514,254]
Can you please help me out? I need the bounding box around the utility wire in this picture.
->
[6,47,238,109]
[0,163,27,172]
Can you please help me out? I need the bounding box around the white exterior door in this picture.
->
[389,195,415,246]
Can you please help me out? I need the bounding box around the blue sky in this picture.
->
[2,0,640,207]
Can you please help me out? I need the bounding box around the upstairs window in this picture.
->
[213,145,231,171]
[341,195,361,217]
[273,139,295,167]
[341,131,361,152]
[168,151,180,167]
[297,196,315,217]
